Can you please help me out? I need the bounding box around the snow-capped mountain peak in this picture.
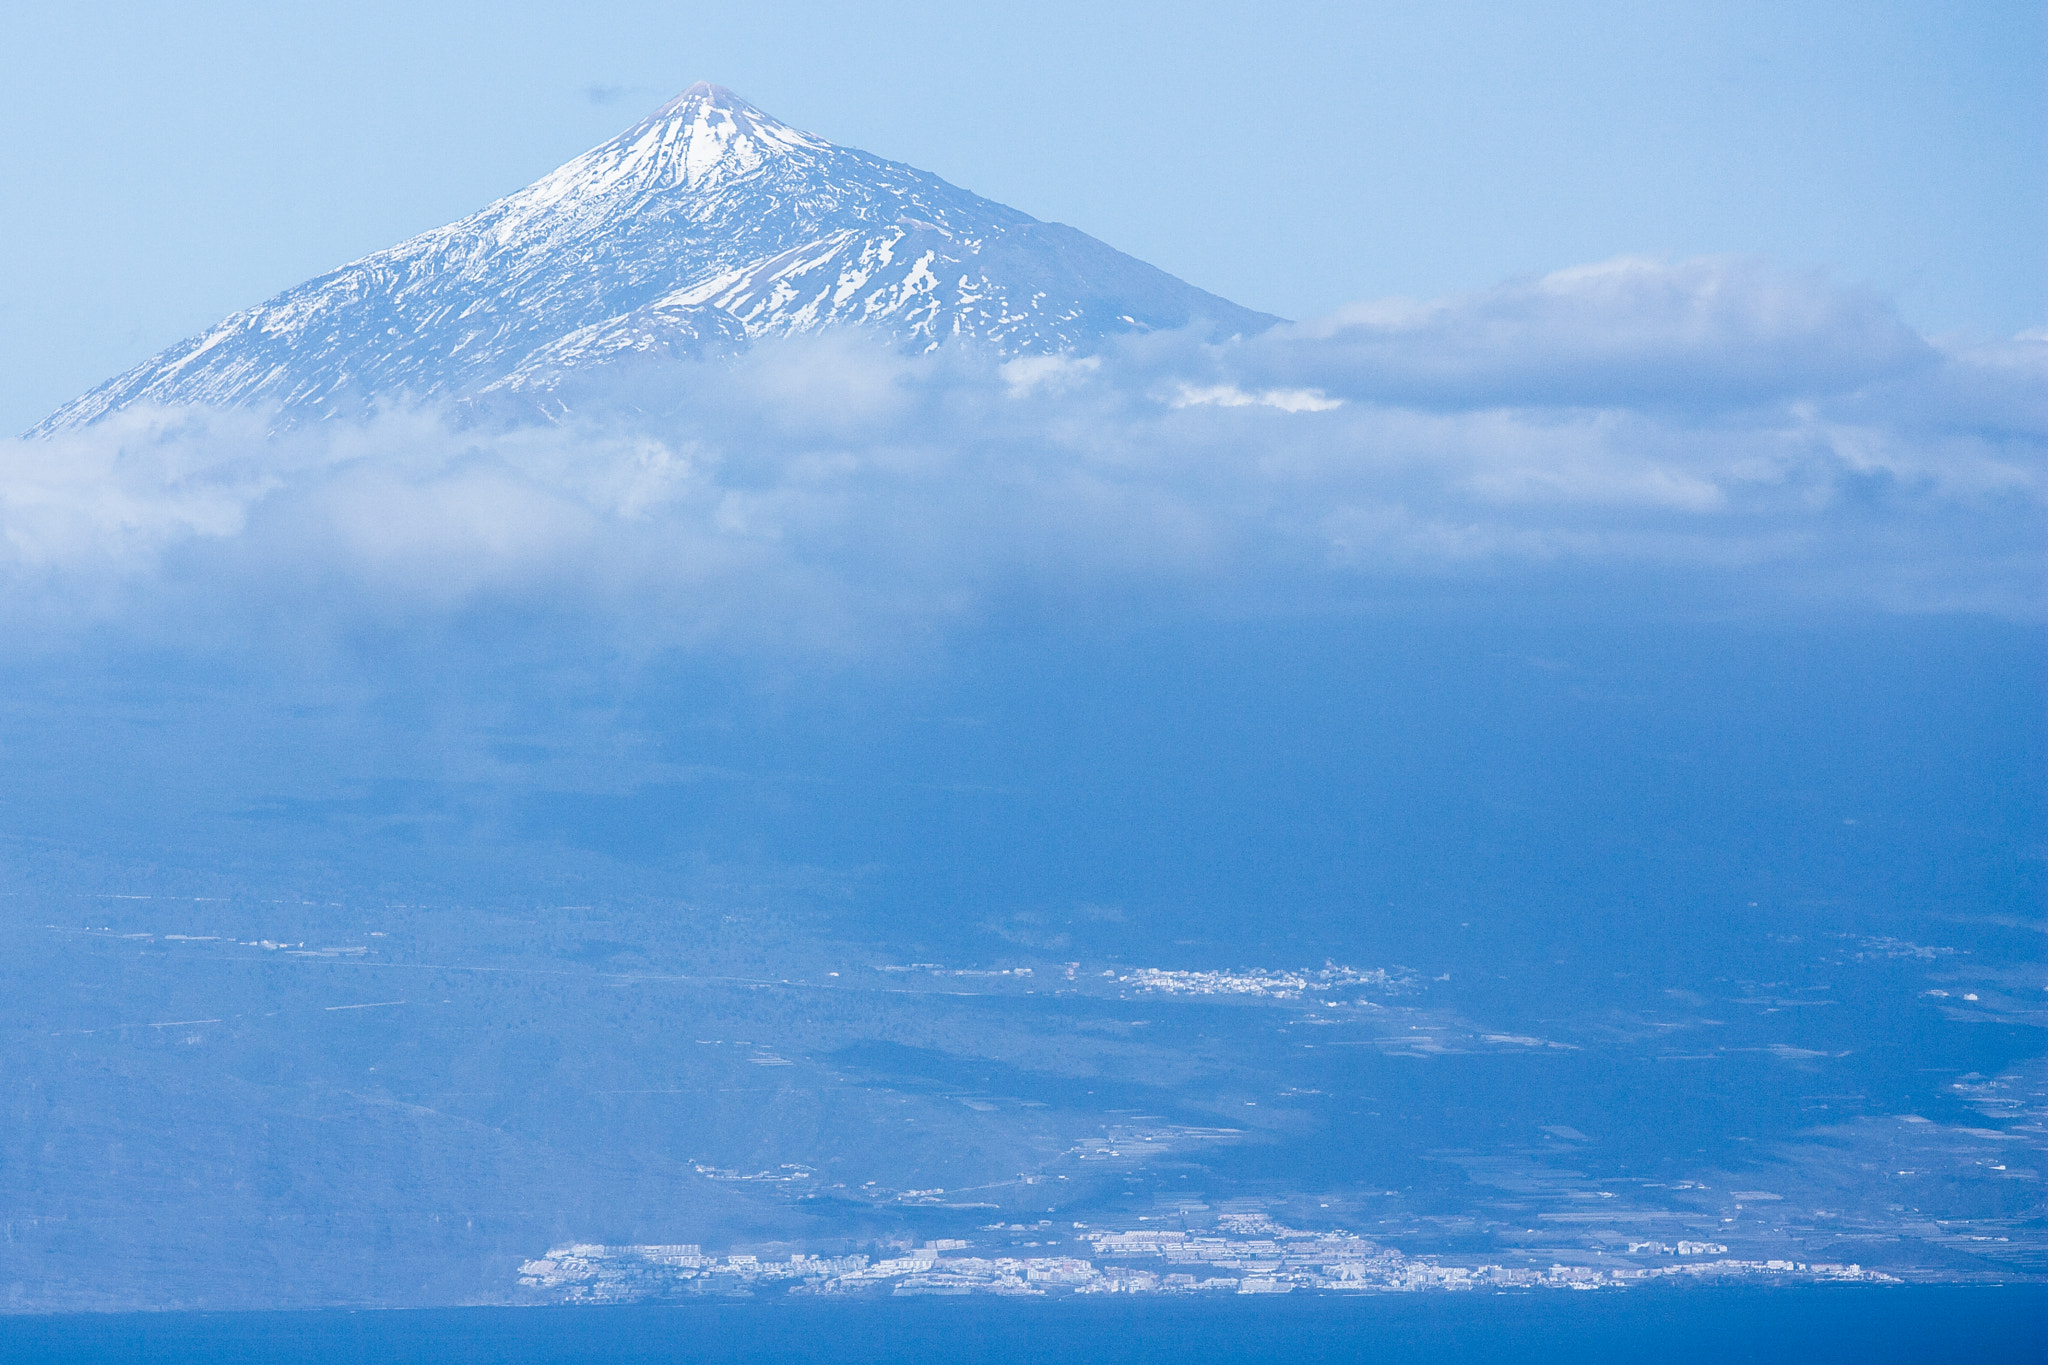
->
[527,82,829,207]
[36,84,1279,431]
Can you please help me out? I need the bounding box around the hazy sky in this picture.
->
[3,0,2040,434]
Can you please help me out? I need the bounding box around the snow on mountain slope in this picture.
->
[37,84,1279,431]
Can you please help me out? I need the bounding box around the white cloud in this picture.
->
[1239,255,1936,410]
[0,258,2037,658]
[1170,383,1342,413]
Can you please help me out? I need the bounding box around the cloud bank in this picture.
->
[3,257,2039,660]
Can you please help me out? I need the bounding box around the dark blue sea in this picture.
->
[1,1288,2041,1364]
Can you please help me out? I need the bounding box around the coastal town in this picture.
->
[516,1214,1895,1303]
[1115,964,1419,1001]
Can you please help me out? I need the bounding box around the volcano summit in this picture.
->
[36,84,1277,431]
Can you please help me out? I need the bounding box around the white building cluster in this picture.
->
[1117,963,1414,1001]
[517,1219,1894,1302]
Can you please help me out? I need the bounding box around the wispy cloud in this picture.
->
[581,83,641,107]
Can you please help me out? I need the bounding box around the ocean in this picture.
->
[0,1287,2041,1364]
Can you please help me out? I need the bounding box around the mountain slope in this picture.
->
[38,84,1278,431]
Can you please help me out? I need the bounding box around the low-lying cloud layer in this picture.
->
[4,258,2040,658]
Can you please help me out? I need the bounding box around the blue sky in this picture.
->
[4,0,2040,434]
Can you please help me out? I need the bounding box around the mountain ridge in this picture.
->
[35,83,1279,433]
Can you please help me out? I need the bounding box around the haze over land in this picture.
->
[0,83,2040,1312]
